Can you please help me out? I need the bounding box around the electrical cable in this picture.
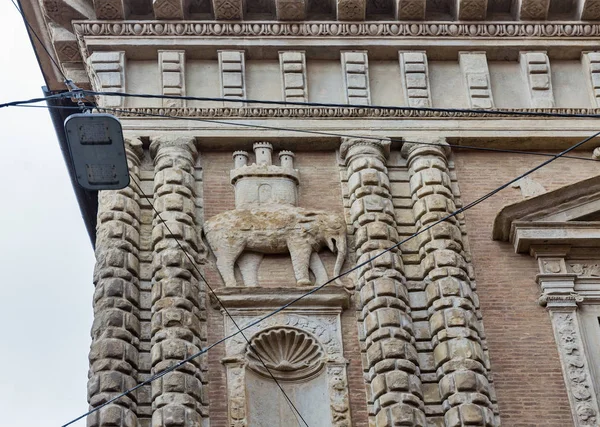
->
[61,172,309,427]
[12,102,596,163]
[84,89,600,119]
[60,128,600,427]
[127,175,309,427]
[0,93,69,109]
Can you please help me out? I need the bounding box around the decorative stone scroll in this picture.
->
[218,50,246,102]
[149,136,208,426]
[222,312,352,427]
[204,143,347,287]
[158,50,186,108]
[520,51,555,108]
[340,137,426,426]
[87,51,126,108]
[341,51,371,106]
[459,51,494,109]
[582,52,600,108]
[279,51,308,103]
[399,51,432,108]
[87,137,143,427]
[401,138,496,426]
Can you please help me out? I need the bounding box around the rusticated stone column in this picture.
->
[340,137,426,427]
[149,136,207,427]
[88,137,143,427]
[401,139,495,426]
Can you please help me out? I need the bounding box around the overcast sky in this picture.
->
[1,5,95,426]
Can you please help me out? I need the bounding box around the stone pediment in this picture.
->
[493,175,600,252]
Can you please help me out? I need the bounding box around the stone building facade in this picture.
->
[22,0,600,425]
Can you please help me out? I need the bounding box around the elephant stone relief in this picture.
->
[203,142,347,287]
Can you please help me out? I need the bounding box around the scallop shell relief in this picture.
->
[246,328,324,381]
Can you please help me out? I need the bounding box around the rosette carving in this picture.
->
[246,328,324,381]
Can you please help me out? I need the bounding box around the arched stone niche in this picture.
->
[222,311,351,427]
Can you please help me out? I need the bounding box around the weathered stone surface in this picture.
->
[149,136,207,426]
[204,143,347,288]
[341,137,426,426]
[402,138,496,427]
[88,137,143,427]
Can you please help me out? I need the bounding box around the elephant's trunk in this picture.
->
[332,233,347,286]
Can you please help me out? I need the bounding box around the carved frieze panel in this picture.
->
[459,51,494,109]
[279,51,308,103]
[582,52,600,108]
[399,51,432,108]
[341,51,371,105]
[218,50,246,101]
[158,50,186,108]
[87,51,126,108]
[520,51,555,108]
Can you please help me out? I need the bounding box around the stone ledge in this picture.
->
[209,286,351,310]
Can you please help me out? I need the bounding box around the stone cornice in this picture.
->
[112,106,600,119]
[74,20,600,39]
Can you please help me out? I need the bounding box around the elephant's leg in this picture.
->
[213,243,245,287]
[237,252,263,287]
[288,242,313,286]
[309,252,329,285]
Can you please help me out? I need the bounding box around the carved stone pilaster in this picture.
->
[88,137,143,427]
[401,139,496,427]
[149,136,208,426]
[340,137,426,426]
[532,247,600,427]
[279,51,308,103]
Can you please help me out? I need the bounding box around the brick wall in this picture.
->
[454,149,598,427]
